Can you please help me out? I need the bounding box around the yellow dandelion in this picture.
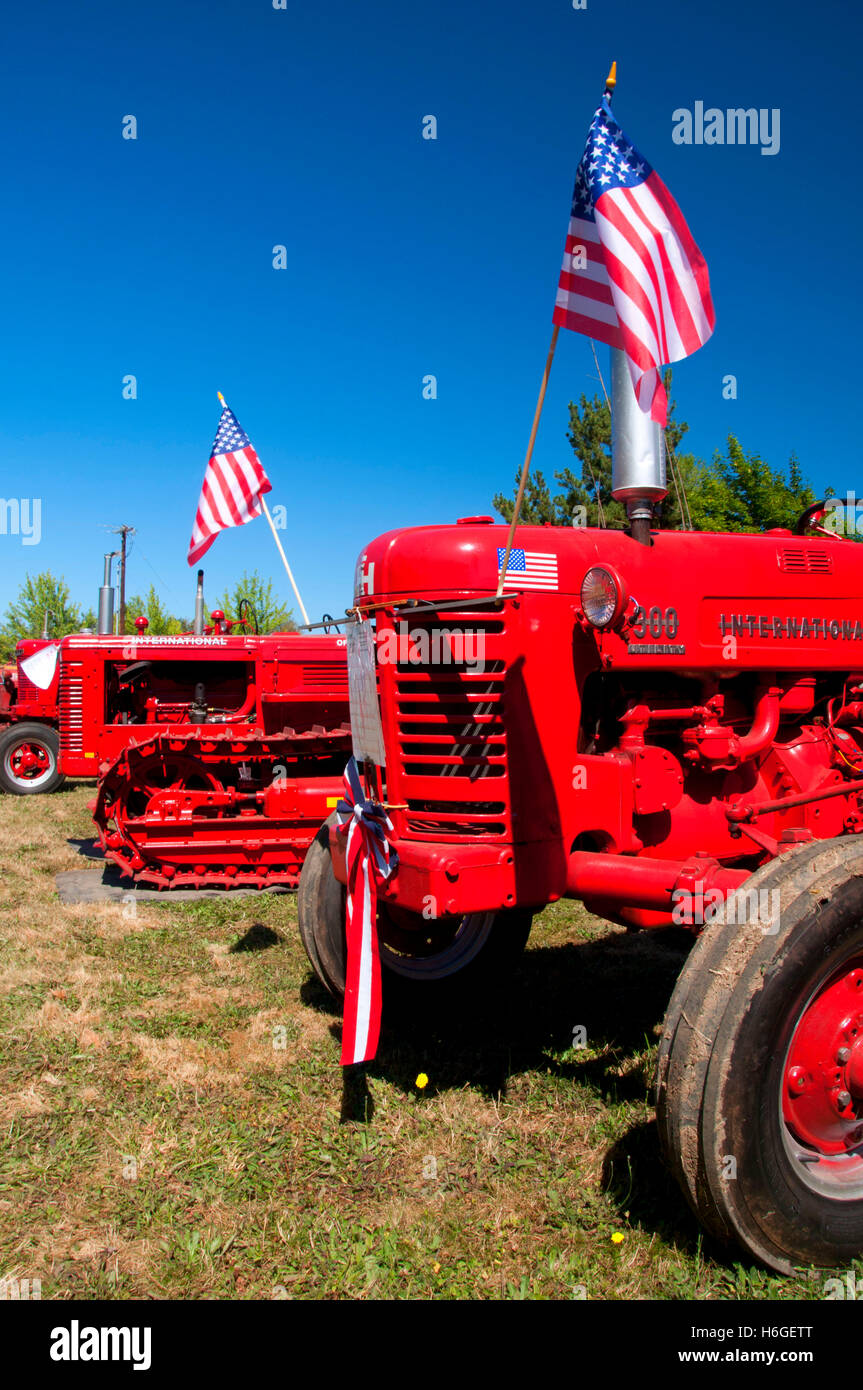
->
[416,1073,429,1089]
[432,1261,441,1273]
[611,1232,625,1245]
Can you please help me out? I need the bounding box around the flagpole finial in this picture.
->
[605,60,617,93]
[217,391,227,408]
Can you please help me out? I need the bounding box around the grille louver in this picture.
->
[59,665,84,754]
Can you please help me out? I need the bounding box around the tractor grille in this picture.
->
[59,665,84,754]
[388,611,510,840]
[15,674,39,702]
[406,801,507,837]
[780,547,833,574]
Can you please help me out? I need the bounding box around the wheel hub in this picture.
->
[14,745,46,775]
[377,904,496,980]
[783,960,863,1155]
[5,739,52,785]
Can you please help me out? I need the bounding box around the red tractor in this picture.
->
[297,494,863,1273]
[0,638,65,794]
[0,559,353,888]
[72,621,351,889]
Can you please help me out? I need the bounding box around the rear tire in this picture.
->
[0,722,64,795]
[297,815,532,999]
[656,838,863,1272]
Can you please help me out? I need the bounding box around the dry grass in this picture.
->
[0,784,833,1299]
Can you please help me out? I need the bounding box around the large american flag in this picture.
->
[187,402,272,565]
[553,98,714,427]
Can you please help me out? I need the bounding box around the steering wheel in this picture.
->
[794,500,831,536]
[119,661,153,685]
[238,598,258,634]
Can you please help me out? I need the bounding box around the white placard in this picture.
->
[19,643,60,690]
[347,621,385,767]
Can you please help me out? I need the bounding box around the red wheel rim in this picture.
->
[782,949,863,1194]
[4,738,53,787]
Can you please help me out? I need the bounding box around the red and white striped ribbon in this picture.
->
[336,757,397,1066]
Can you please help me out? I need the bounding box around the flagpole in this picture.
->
[495,323,560,598]
[495,63,616,601]
[260,496,310,627]
[217,391,311,628]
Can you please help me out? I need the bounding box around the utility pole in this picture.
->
[109,524,135,635]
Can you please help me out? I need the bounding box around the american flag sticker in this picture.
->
[497,547,559,591]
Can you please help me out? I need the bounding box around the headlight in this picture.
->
[580,566,625,628]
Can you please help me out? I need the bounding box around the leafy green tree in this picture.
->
[0,572,84,660]
[219,570,296,634]
[125,586,185,636]
[698,438,817,533]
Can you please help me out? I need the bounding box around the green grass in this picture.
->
[0,784,846,1299]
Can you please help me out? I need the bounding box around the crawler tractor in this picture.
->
[74,622,351,889]
[297,367,863,1269]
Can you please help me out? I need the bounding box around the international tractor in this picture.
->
[0,639,64,794]
[296,366,863,1272]
[0,561,351,885]
[70,617,351,890]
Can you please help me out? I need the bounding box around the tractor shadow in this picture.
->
[229,923,283,953]
[332,926,694,1100]
[53,780,97,796]
[67,837,106,861]
[600,1117,716,1262]
[300,929,693,1100]
[302,923,720,1256]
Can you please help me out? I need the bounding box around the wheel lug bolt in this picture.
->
[838,1047,851,1064]
[838,1090,853,1110]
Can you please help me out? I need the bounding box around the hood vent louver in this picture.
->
[779,548,833,575]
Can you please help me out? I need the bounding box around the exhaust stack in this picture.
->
[610,349,666,546]
[98,554,116,635]
[193,569,205,635]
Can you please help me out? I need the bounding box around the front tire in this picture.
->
[0,722,64,794]
[297,816,532,1000]
[656,838,863,1272]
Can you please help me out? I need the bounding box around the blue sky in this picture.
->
[1,0,859,626]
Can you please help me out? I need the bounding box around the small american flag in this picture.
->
[497,547,558,591]
[553,97,714,427]
[187,401,272,565]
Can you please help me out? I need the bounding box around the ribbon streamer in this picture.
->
[336,757,397,1065]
